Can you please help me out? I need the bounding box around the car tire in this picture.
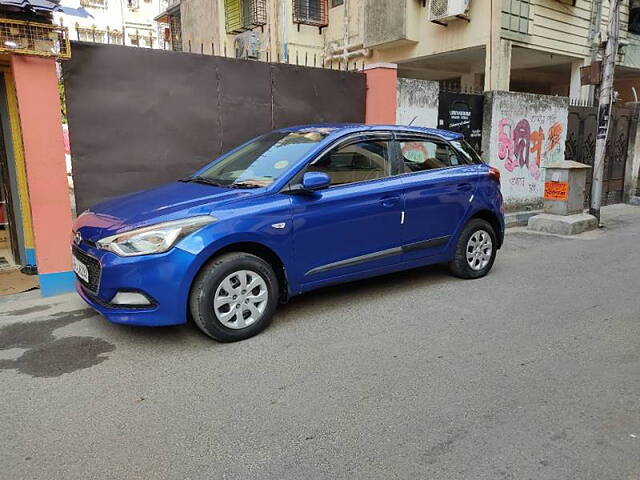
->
[449,219,497,279]
[189,252,279,342]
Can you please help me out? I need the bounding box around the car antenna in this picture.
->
[408,116,418,126]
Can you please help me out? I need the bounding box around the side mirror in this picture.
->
[289,171,330,195]
[302,172,330,191]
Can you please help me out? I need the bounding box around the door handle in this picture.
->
[457,183,473,192]
[380,196,400,208]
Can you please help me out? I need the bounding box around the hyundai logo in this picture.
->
[74,231,82,246]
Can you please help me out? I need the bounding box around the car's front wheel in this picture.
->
[449,219,497,279]
[189,253,279,342]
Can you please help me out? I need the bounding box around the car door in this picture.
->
[395,134,479,260]
[289,133,405,287]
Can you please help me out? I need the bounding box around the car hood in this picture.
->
[74,181,257,241]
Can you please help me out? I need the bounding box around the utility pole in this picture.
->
[591,0,621,223]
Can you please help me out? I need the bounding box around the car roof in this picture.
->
[278,124,464,141]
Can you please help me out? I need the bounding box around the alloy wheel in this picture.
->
[213,270,268,329]
[466,230,493,271]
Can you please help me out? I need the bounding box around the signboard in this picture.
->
[580,61,602,86]
[544,181,569,200]
[438,92,484,154]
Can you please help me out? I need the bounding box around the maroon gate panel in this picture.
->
[63,42,366,212]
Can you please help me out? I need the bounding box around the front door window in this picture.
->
[307,139,390,186]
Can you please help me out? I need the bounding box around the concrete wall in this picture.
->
[323,0,491,64]
[482,91,569,210]
[364,64,397,124]
[396,78,438,129]
[181,0,220,54]
[362,0,409,49]
[11,56,74,295]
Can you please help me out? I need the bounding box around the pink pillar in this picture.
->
[363,63,398,125]
[11,55,74,296]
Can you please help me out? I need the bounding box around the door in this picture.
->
[396,136,478,260]
[565,104,631,206]
[290,135,404,285]
[0,119,19,267]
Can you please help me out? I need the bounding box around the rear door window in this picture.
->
[398,139,465,174]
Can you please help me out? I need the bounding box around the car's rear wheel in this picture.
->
[189,253,279,342]
[449,219,497,279]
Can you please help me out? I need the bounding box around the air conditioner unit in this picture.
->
[234,30,260,59]
[429,0,471,24]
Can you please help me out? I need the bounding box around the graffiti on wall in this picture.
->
[496,116,566,197]
[498,118,564,180]
[488,92,568,205]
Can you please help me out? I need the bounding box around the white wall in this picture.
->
[483,91,569,209]
[396,78,439,129]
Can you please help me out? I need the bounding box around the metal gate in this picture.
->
[64,42,366,213]
[438,89,484,154]
[565,104,631,205]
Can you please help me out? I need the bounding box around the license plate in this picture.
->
[72,255,89,283]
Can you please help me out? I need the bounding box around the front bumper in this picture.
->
[73,242,198,327]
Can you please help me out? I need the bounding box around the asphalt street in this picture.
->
[1,204,640,480]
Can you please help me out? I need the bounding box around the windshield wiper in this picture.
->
[229,182,264,189]
[230,178,273,189]
[180,176,228,187]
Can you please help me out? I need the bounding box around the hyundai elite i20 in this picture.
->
[72,125,504,342]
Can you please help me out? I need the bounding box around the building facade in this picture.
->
[54,0,163,48]
[158,0,640,102]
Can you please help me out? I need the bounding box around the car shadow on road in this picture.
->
[97,259,504,346]
[275,262,453,325]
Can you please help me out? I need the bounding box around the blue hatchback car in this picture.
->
[72,124,504,341]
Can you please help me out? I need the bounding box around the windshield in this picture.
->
[195,131,328,187]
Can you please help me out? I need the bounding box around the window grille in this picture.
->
[225,0,266,33]
[0,19,70,59]
[293,0,328,28]
[169,13,182,51]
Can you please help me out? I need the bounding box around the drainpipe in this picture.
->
[328,42,364,54]
[325,48,370,62]
[281,0,288,62]
[120,0,127,45]
[324,42,371,63]
[343,0,349,70]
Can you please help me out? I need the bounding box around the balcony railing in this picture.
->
[0,19,70,59]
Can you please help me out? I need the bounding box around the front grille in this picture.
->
[72,245,101,293]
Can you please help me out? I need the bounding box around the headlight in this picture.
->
[97,216,215,257]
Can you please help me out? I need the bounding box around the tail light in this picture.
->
[488,167,501,184]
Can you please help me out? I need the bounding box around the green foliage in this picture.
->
[59,81,67,123]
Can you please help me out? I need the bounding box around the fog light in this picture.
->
[111,291,151,306]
